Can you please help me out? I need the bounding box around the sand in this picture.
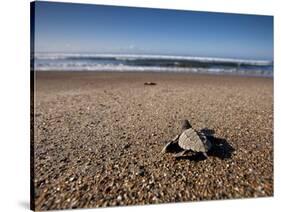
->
[32,71,273,210]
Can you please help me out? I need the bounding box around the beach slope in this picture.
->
[33,72,273,210]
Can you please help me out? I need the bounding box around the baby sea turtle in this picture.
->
[161,120,212,158]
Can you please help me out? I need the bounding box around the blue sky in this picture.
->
[34,1,273,60]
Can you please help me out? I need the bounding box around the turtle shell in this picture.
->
[178,128,211,152]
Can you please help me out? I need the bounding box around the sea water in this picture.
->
[33,53,273,77]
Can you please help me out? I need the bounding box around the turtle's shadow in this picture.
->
[207,136,235,160]
[177,128,235,162]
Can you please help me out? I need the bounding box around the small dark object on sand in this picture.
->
[136,166,145,176]
[144,82,157,86]
[162,120,212,158]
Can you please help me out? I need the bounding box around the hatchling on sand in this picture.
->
[161,120,212,158]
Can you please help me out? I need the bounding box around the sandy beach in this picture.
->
[32,71,273,210]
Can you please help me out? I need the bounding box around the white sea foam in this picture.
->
[33,52,273,77]
[33,63,248,74]
[34,52,273,66]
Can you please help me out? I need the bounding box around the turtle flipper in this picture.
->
[172,134,180,142]
[202,152,208,158]
[161,141,173,154]
[161,134,180,154]
[173,149,189,158]
[181,120,192,130]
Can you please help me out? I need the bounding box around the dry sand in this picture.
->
[32,71,273,210]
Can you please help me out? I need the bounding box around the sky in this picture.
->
[33,1,273,60]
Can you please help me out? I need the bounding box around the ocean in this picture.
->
[33,53,273,77]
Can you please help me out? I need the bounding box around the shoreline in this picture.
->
[33,70,273,79]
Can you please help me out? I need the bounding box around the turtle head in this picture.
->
[181,119,192,130]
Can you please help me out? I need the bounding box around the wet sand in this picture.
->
[32,71,273,210]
